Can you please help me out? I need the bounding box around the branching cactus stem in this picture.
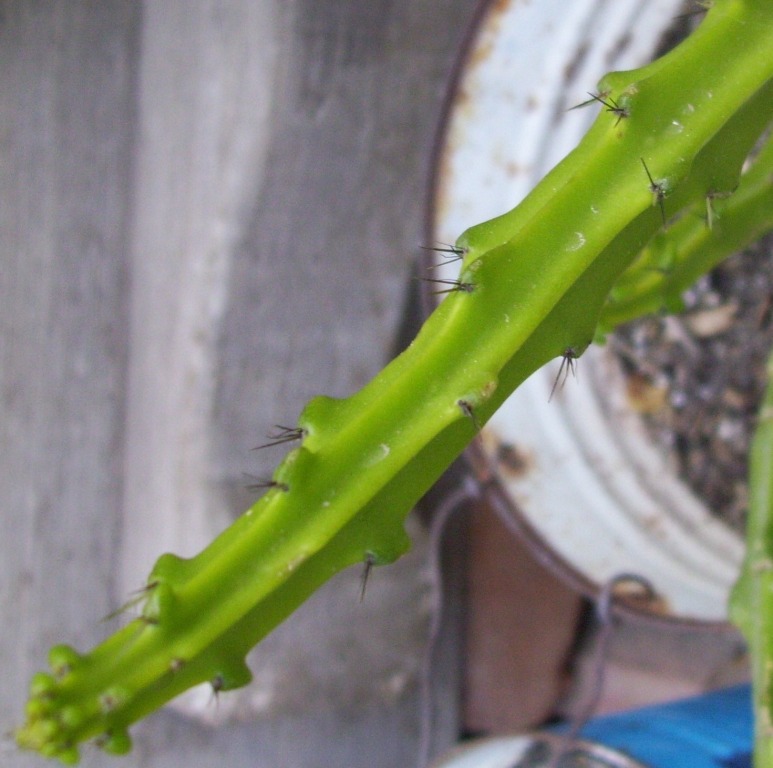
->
[600,126,773,332]
[17,1,773,762]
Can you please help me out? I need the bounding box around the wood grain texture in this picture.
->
[0,2,139,766]
[1,1,476,765]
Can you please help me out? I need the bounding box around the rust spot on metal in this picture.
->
[525,94,540,112]
[468,0,511,70]
[495,442,534,478]
[468,36,494,70]
[504,160,527,178]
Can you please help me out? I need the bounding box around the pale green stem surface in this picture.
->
[731,351,773,768]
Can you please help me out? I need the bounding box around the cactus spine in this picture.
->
[17,1,773,762]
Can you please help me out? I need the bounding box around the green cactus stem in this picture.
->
[731,350,773,768]
[17,0,773,761]
[600,125,773,333]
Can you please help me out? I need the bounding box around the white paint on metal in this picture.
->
[433,0,742,622]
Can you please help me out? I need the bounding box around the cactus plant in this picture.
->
[16,0,773,763]
[731,348,773,768]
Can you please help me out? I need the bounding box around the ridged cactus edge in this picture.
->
[17,0,773,762]
[731,350,773,768]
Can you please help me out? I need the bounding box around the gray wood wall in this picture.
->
[1,2,475,765]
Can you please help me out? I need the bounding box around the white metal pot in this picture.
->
[428,0,744,623]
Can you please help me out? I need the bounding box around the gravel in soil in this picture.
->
[610,235,773,535]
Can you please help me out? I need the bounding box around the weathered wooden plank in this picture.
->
[0,3,139,766]
[2,0,475,765]
[123,2,475,764]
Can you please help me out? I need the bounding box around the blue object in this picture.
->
[573,684,753,768]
